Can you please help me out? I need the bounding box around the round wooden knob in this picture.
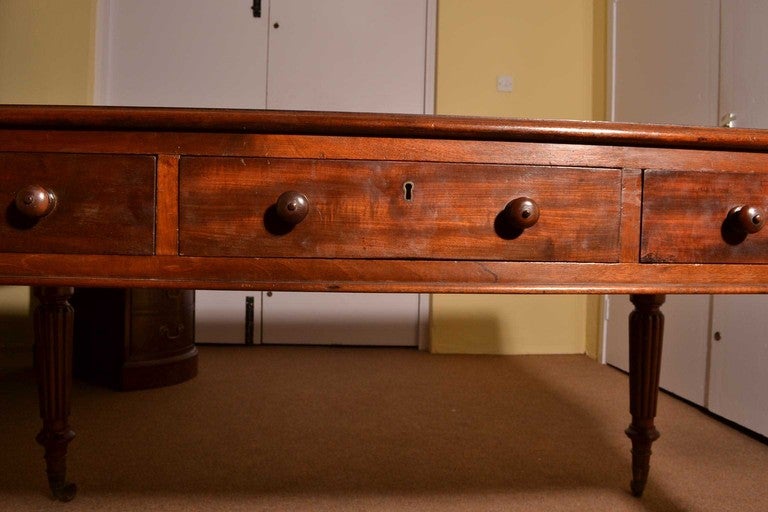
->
[503,197,540,230]
[728,205,765,234]
[15,185,56,219]
[275,191,309,225]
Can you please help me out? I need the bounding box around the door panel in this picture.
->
[261,0,432,346]
[608,0,768,431]
[719,1,768,129]
[98,0,434,346]
[195,291,261,344]
[710,295,768,435]
[262,292,421,346]
[266,0,428,113]
[605,0,718,405]
[610,0,719,126]
[711,3,768,435]
[100,0,269,108]
[603,295,709,406]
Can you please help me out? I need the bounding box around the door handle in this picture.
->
[720,112,737,128]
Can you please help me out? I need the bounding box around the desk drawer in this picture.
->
[180,157,621,262]
[0,153,155,255]
[641,169,768,263]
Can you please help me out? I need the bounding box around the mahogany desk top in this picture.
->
[2,105,767,500]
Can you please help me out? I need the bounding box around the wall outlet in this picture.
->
[496,75,513,93]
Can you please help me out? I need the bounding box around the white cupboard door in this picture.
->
[719,0,768,129]
[195,291,261,345]
[608,0,768,431]
[262,292,423,346]
[712,1,768,436]
[97,0,269,108]
[605,0,718,405]
[710,296,768,435]
[603,295,710,406]
[260,0,434,346]
[97,0,435,347]
[266,0,430,113]
[609,0,720,126]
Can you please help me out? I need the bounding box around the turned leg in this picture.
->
[625,294,665,497]
[33,286,77,502]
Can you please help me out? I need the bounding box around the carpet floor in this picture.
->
[1,345,767,511]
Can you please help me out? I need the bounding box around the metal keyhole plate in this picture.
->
[403,181,414,201]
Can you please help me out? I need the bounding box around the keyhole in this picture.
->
[403,181,414,201]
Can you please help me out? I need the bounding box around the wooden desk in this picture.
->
[3,106,768,501]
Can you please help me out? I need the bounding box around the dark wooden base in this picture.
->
[118,348,198,391]
[72,288,197,391]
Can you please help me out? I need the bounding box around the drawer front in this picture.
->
[179,157,621,262]
[0,153,155,255]
[641,169,768,263]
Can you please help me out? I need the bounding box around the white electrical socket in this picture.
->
[496,75,513,93]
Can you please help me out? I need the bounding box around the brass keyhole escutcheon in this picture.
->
[403,181,414,201]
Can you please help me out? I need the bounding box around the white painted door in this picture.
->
[266,0,430,113]
[97,0,269,108]
[260,0,432,346]
[96,0,435,347]
[602,295,710,406]
[719,0,768,129]
[709,296,768,435]
[604,0,719,405]
[609,0,720,126]
[706,0,768,434]
[606,0,768,433]
[194,291,261,345]
[262,292,427,346]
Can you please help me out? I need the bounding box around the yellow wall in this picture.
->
[431,0,606,355]
[0,286,32,349]
[0,0,97,348]
[0,0,97,104]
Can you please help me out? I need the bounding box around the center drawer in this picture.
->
[179,157,621,262]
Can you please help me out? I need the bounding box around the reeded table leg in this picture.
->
[33,286,77,502]
[625,294,665,497]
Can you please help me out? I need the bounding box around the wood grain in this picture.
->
[2,255,768,294]
[4,131,768,174]
[641,169,768,263]
[620,169,643,262]
[156,155,180,255]
[0,153,156,255]
[180,157,622,262]
[3,105,768,152]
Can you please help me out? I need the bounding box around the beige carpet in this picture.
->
[1,345,767,511]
